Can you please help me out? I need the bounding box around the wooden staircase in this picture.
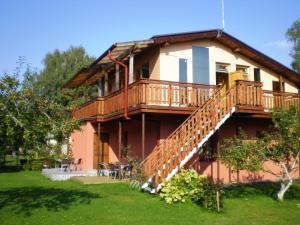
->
[141,83,238,193]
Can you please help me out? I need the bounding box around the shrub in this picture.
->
[22,158,56,171]
[159,169,222,210]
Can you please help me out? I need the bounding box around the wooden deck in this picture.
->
[73,79,218,121]
[73,79,300,122]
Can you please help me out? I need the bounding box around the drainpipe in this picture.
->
[108,50,130,120]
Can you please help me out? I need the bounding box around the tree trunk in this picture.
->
[277,180,293,201]
[277,162,295,201]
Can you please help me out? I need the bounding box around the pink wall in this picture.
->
[70,122,95,171]
[185,117,300,183]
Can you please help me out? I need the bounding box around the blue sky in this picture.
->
[0,0,299,74]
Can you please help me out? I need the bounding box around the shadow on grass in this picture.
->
[0,166,22,173]
[224,182,300,200]
[0,187,100,216]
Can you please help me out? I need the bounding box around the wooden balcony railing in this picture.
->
[73,79,218,120]
[263,90,300,111]
[73,78,300,121]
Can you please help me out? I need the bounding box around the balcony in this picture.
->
[73,79,218,121]
[73,79,300,122]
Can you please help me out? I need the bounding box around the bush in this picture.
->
[22,158,56,171]
[159,169,222,210]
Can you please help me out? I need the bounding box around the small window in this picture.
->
[199,140,214,161]
[272,81,280,92]
[216,63,230,73]
[141,63,150,79]
[236,65,249,75]
[254,68,261,82]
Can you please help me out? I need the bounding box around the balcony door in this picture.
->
[192,46,209,84]
[93,133,109,169]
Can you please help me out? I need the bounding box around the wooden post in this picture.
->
[235,116,240,183]
[115,64,120,91]
[216,131,220,185]
[279,75,283,92]
[142,113,145,160]
[118,120,122,161]
[129,54,134,84]
[97,122,101,176]
[97,77,102,97]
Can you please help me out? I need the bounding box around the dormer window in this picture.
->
[216,63,230,73]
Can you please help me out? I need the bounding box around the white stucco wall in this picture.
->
[159,40,298,92]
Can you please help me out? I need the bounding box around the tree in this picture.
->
[0,67,80,165]
[32,46,96,105]
[220,106,300,201]
[287,18,300,73]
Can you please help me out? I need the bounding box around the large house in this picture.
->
[63,29,300,191]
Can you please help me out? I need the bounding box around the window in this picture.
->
[141,63,150,79]
[216,63,230,73]
[272,81,280,92]
[179,58,187,82]
[254,68,261,82]
[236,65,249,75]
[192,46,209,84]
[199,140,214,161]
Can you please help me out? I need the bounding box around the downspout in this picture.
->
[108,50,130,120]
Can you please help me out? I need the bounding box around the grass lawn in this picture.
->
[0,170,299,225]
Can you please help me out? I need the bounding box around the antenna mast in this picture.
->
[221,0,225,30]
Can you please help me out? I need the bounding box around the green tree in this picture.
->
[0,66,80,165]
[32,46,95,105]
[287,18,300,73]
[220,106,300,201]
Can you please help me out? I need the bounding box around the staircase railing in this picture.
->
[141,82,239,190]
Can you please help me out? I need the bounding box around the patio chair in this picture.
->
[121,164,133,179]
[61,159,71,172]
[108,163,119,179]
[73,158,82,171]
[98,162,109,176]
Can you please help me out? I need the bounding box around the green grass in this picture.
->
[0,171,299,225]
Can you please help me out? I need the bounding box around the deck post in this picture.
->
[235,116,240,183]
[142,113,145,160]
[129,54,134,84]
[116,64,120,91]
[97,77,102,96]
[118,120,122,161]
[279,75,284,92]
[97,122,101,176]
[216,131,220,185]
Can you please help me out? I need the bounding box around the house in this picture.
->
[63,29,300,191]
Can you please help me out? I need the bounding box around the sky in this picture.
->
[0,0,299,75]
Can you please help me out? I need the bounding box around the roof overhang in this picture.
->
[63,39,155,88]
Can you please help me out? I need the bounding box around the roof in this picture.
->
[63,29,300,88]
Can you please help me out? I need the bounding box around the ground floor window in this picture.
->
[199,139,215,161]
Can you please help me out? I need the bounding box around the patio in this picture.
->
[42,168,97,181]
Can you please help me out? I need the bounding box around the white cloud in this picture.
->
[266,40,292,49]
